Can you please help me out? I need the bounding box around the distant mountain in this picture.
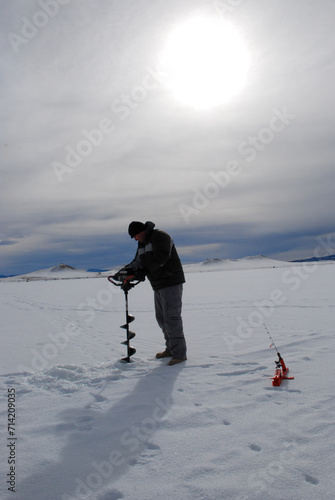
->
[1,263,103,281]
[292,254,335,263]
[49,263,76,272]
[3,254,334,280]
[183,255,293,273]
[86,268,109,273]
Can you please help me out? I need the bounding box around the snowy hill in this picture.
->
[292,253,335,263]
[1,259,334,499]
[0,255,296,282]
[3,255,328,282]
[2,263,107,282]
[184,255,302,272]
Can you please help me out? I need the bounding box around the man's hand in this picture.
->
[133,269,146,282]
[112,269,130,282]
[113,267,146,283]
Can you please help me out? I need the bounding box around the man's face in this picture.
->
[134,230,146,242]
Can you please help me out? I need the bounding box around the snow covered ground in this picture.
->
[1,256,334,500]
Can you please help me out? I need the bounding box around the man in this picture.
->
[114,221,187,365]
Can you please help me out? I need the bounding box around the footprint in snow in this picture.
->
[248,443,262,452]
[75,415,95,431]
[91,393,108,403]
[97,489,124,500]
[232,362,258,366]
[129,442,160,466]
[303,472,319,485]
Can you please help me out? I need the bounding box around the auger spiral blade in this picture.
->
[128,346,136,356]
[108,274,139,363]
[121,346,136,363]
[121,291,136,362]
[120,314,135,329]
[121,331,136,343]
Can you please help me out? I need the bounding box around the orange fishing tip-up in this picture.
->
[264,324,294,387]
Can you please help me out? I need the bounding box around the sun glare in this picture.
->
[160,16,250,109]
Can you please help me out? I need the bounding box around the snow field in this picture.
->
[1,259,334,499]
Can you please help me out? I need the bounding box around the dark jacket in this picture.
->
[126,221,185,291]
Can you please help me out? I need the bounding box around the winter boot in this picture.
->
[156,350,172,359]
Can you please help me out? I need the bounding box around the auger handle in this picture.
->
[108,275,123,286]
[108,275,141,291]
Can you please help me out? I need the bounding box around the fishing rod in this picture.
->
[264,323,279,354]
[263,323,294,386]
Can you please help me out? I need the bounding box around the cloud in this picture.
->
[1,0,335,275]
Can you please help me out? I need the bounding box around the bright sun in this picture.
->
[159,16,250,109]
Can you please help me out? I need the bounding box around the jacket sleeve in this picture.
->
[139,231,172,274]
[124,250,144,272]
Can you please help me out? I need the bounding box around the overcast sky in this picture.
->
[1,0,335,275]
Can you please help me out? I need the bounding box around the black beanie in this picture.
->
[128,221,146,238]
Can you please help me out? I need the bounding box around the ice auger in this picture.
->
[108,274,141,362]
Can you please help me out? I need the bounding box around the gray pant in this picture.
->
[154,284,187,360]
